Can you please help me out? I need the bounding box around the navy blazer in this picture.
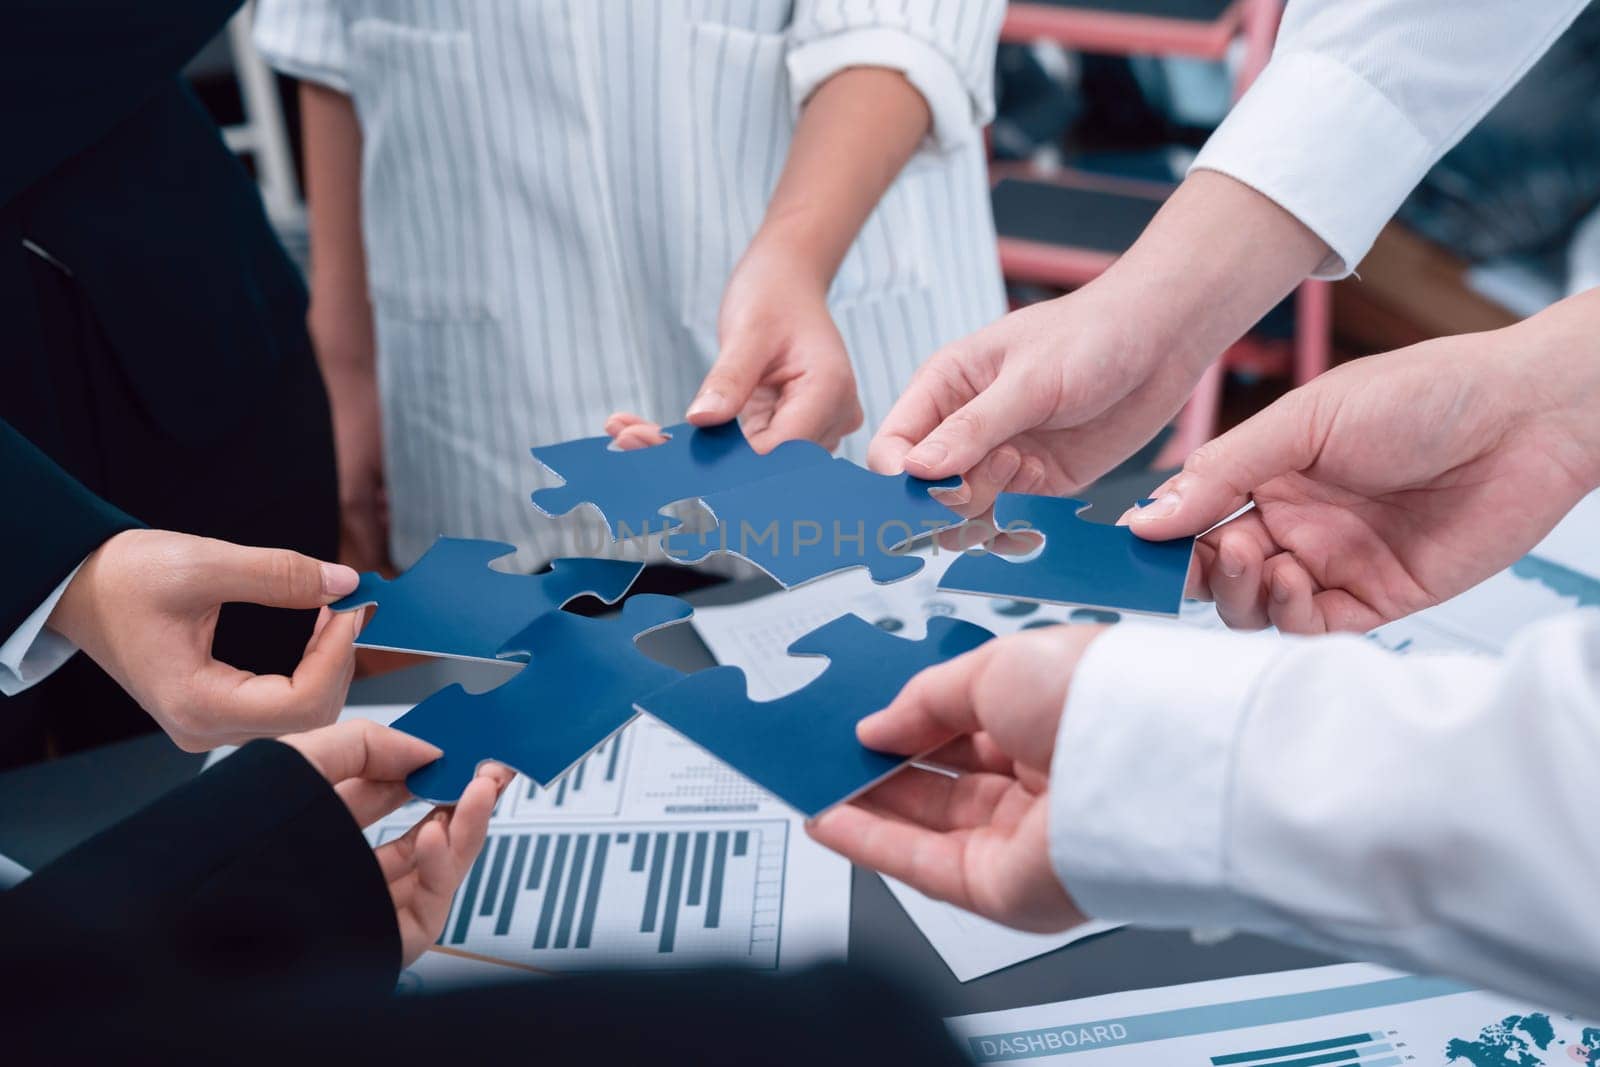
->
[0,739,967,1064]
[0,0,313,458]
[0,418,138,639]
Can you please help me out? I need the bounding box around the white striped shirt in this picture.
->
[255,0,1008,570]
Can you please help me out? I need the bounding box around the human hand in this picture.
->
[48,530,362,751]
[868,171,1330,522]
[280,719,514,968]
[1129,292,1600,632]
[310,300,392,575]
[868,284,1206,520]
[607,239,863,454]
[809,625,1107,932]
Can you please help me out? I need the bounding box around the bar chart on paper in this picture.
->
[1209,1030,1406,1067]
[948,962,1600,1066]
[396,821,787,969]
[364,718,849,985]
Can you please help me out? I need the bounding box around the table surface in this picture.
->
[0,572,1334,1020]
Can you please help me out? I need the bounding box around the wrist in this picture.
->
[1502,290,1600,488]
[1098,171,1329,376]
[746,209,842,297]
[46,531,126,647]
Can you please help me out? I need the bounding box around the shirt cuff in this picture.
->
[1048,622,1286,928]
[1190,50,1435,279]
[0,565,82,697]
[786,27,982,157]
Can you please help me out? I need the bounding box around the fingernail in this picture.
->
[930,482,971,506]
[905,440,948,471]
[1220,546,1245,579]
[1133,490,1182,522]
[321,562,359,596]
[686,390,725,419]
[1271,573,1291,604]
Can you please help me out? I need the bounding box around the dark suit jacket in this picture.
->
[0,0,339,757]
[0,740,969,1065]
[0,0,310,454]
[0,418,139,639]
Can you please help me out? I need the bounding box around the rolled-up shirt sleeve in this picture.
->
[1050,614,1600,1016]
[0,569,82,697]
[786,0,1006,155]
[1191,0,1590,278]
[253,0,352,92]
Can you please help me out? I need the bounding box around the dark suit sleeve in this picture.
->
[0,740,400,1016]
[0,0,244,206]
[0,417,141,638]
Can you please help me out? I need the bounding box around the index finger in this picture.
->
[856,642,995,756]
[807,802,976,910]
[281,718,444,787]
[867,346,978,475]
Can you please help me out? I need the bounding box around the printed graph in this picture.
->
[408,819,788,971]
[1211,1029,1407,1067]
[510,731,629,818]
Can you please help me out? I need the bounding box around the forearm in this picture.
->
[1089,170,1330,377]
[747,67,932,291]
[299,82,373,379]
[1053,616,1600,1016]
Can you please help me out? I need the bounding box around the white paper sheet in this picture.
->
[945,962,1597,1065]
[1534,489,1600,579]
[882,875,1117,983]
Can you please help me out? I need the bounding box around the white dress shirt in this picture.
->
[1053,611,1600,1017]
[1053,0,1600,1017]
[1192,0,1593,277]
[254,0,1008,572]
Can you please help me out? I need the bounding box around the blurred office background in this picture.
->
[191,0,1600,464]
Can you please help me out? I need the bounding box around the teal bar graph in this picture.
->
[435,820,786,970]
[1213,1033,1379,1064]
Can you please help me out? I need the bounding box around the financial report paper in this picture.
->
[945,962,1598,1065]
[330,705,851,991]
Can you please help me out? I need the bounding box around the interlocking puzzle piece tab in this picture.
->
[530,421,833,540]
[636,614,994,818]
[331,537,644,662]
[395,595,693,801]
[938,494,1194,616]
[672,458,965,587]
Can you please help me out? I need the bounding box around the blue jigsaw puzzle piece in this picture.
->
[395,595,693,801]
[674,458,965,587]
[530,420,833,539]
[331,537,644,662]
[636,614,994,817]
[938,494,1194,616]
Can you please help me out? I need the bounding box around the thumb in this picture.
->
[1131,392,1321,540]
[199,539,361,609]
[686,340,767,426]
[901,370,1043,481]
